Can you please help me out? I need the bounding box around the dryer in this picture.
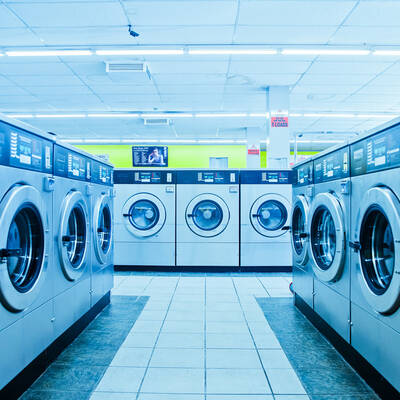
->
[114,169,175,267]
[90,159,114,307]
[349,120,400,392]
[52,143,92,339]
[176,170,239,267]
[240,170,292,269]
[0,116,55,390]
[309,145,351,342]
[291,160,314,308]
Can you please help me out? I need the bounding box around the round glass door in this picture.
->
[291,195,309,265]
[93,193,113,265]
[309,192,345,282]
[58,191,89,281]
[122,193,166,238]
[354,186,400,314]
[186,193,229,237]
[0,185,48,312]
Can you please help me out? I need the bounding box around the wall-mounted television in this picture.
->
[132,146,168,167]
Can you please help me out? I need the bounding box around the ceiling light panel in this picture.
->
[96,49,184,55]
[282,49,370,56]
[189,49,277,55]
[6,50,92,57]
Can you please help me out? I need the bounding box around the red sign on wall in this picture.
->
[271,117,288,128]
[247,148,260,155]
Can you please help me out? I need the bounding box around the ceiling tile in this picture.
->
[345,1,400,26]
[330,26,400,45]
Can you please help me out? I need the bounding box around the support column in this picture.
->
[266,86,290,169]
[246,127,262,168]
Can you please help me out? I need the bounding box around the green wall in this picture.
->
[77,144,317,168]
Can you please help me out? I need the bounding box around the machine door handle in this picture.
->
[62,235,72,243]
[281,226,290,231]
[62,235,84,243]
[97,228,104,233]
[349,241,361,252]
[252,213,260,218]
[123,213,131,218]
[187,213,196,218]
[299,233,308,238]
[0,248,22,258]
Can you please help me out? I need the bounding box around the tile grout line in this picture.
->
[134,275,181,400]
[230,276,277,400]
[256,276,272,297]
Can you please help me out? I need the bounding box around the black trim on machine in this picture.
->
[294,293,400,400]
[0,292,111,400]
[114,265,292,273]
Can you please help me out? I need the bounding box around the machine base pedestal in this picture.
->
[115,265,292,273]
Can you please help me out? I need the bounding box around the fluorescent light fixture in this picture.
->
[195,113,247,118]
[356,114,398,119]
[120,139,159,143]
[0,53,4,57]
[236,139,248,143]
[249,113,269,117]
[189,49,277,55]
[303,113,356,118]
[7,114,34,119]
[84,139,121,143]
[271,110,289,116]
[282,49,370,56]
[6,50,92,57]
[289,113,303,117]
[373,50,400,56]
[141,113,193,118]
[59,139,85,143]
[36,114,86,118]
[197,139,237,143]
[96,49,184,56]
[87,113,140,118]
[161,139,198,143]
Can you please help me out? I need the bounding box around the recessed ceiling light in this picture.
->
[36,114,86,118]
[6,50,92,57]
[87,113,140,118]
[7,114,34,118]
[96,49,184,56]
[189,49,277,55]
[282,49,370,56]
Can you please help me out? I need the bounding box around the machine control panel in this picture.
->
[92,160,113,186]
[0,120,53,173]
[351,123,400,176]
[177,170,239,184]
[54,144,90,181]
[292,161,313,187]
[314,146,349,183]
[240,170,292,184]
[113,170,176,184]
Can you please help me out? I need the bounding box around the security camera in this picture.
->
[128,25,140,38]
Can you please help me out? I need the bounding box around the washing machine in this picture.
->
[114,169,175,267]
[309,145,351,342]
[0,116,55,390]
[291,159,314,308]
[349,120,400,392]
[240,170,292,268]
[176,170,239,267]
[90,159,114,306]
[52,142,92,339]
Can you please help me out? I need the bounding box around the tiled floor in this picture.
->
[20,272,379,400]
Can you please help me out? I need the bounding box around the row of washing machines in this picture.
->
[114,169,292,268]
[0,115,114,391]
[291,117,400,394]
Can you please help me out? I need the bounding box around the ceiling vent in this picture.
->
[144,118,170,126]
[105,62,151,82]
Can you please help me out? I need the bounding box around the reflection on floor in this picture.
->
[19,272,378,400]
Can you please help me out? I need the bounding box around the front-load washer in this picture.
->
[114,169,175,267]
[291,159,314,308]
[90,159,114,307]
[309,145,351,342]
[52,143,92,339]
[0,115,55,390]
[176,170,239,267]
[240,170,292,269]
[349,120,400,392]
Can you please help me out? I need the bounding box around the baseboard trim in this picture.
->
[294,293,400,400]
[114,265,292,273]
[0,292,110,400]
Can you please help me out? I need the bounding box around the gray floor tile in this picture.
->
[122,332,159,348]
[206,333,254,349]
[21,390,92,400]
[252,333,282,349]
[140,368,205,394]
[206,348,262,369]
[130,320,164,333]
[166,310,204,321]
[138,394,205,400]
[206,368,271,395]
[157,333,204,348]
[266,368,306,395]
[275,396,310,400]
[162,320,204,333]
[150,348,204,368]
[111,347,153,367]
[207,396,273,400]
[206,321,249,334]
[90,393,137,400]
[258,349,292,369]
[95,367,146,393]
[206,311,245,322]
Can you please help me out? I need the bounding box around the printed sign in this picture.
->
[271,117,288,128]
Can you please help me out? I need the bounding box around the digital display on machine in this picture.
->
[113,170,175,184]
[0,120,52,172]
[351,123,400,176]
[177,170,239,184]
[239,170,292,184]
[92,160,113,186]
[132,146,168,167]
[293,162,313,187]
[54,145,88,181]
[314,147,349,183]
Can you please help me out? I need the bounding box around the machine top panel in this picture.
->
[177,170,239,184]
[292,161,313,187]
[314,146,350,183]
[54,144,91,181]
[351,122,400,176]
[91,160,113,186]
[114,169,175,184]
[240,170,292,184]
[0,119,53,173]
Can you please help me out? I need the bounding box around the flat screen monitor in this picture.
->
[132,146,168,167]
